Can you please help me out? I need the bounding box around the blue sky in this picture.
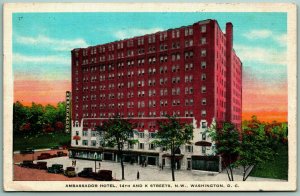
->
[13,12,287,81]
[12,12,288,120]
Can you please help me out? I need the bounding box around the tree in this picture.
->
[153,115,193,181]
[28,102,45,134]
[13,101,30,135]
[239,120,275,181]
[208,122,240,181]
[95,116,136,180]
[55,121,65,132]
[20,122,31,133]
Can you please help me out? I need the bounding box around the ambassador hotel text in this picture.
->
[69,19,242,172]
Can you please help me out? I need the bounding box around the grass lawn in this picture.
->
[250,144,288,180]
[13,132,71,151]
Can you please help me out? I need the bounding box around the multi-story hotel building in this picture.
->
[69,19,242,172]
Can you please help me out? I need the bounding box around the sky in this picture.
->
[12,12,288,122]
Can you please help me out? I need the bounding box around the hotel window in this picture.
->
[189,28,193,35]
[185,145,193,153]
[190,99,194,105]
[189,87,194,94]
[201,37,206,45]
[82,140,88,146]
[201,86,206,93]
[91,131,97,137]
[184,28,188,36]
[202,132,207,141]
[188,111,193,117]
[202,98,207,105]
[201,110,207,117]
[128,143,134,149]
[139,132,144,138]
[149,132,156,138]
[201,25,206,33]
[201,73,206,81]
[202,122,207,128]
[201,61,207,69]
[149,143,156,150]
[82,130,88,136]
[201,49,206,57]
[139,143,144,149]
[185,87,189,95]
[176,30,180,37]
[91,140,97,147]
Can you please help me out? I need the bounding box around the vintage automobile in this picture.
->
[34,161,48,170]
[93,170,113,181]
[37,153,52,160]
[47,164,64,174]
[20,160,35,168]
[20,148,34,154]
[57,151,67,157]
[78,167,94,178]
[64,167,76,177]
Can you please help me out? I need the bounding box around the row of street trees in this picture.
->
[13,101,67,136]
[96,115,287,181]
[209,116,288,181]
[96,115,193,181]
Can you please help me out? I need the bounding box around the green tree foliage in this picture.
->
[153,115,193,181]
[95,116,137,180]
[13,101,30,135]
[210,116,287,181]
[13,101,67,135]
[208,122,240,181]
[238,127,274,181]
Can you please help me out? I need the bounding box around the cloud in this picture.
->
[274,34,287,47]
[114,28,163,40]
[243,29,273,39]
[234,44,286,66]
[13,53,69,65]
[15,34,88,51]
[243,29,287,47]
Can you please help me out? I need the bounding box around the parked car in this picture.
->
[64,167,76,177]
[20,148,34,154]
[47,164,64,174]
[20,160,34,168]
[78,167,94,178]
[37,153,51,160]
[57,151,67,157]
[34,161,47,170]
[93,170,113,181]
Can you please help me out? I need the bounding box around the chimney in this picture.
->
[225,22,233,122]
[226,22,233,52]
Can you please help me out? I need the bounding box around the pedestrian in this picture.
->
[99,162,101,169]
[72,160,74,166]
[137,171,140,180]
[74,160,76,166]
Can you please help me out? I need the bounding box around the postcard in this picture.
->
[3,2,297,191]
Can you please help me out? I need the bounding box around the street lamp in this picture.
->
[94,153,101,172]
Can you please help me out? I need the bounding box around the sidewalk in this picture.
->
[41,157,286,181]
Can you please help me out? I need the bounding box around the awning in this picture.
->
[195,141,212,146]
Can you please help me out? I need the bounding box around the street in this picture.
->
[16,156,286,181]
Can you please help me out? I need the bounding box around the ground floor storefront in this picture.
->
[68,147,221,172]
[68,147,159,166]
